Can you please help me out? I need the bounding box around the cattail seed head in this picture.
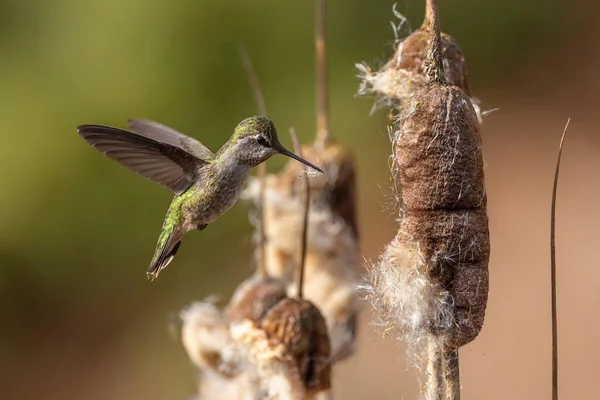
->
[395,84,484,211]
[370,78,490,353]
[260,298,332,395]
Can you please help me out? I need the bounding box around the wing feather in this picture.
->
[127,118,214,160]
[78,125,207,195]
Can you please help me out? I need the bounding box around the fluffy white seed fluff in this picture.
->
[180,301,262,400]
[230,320,306,400]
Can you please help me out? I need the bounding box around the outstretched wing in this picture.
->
[78,125,208,195]
[127,118,214,161]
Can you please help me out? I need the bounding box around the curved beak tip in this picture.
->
[280,149,324,174]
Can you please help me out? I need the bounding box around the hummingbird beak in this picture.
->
[279,148,324,174]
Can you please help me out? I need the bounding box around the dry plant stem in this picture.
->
[424,0,443,83]
[551,118,570,400]
[315,0,330,148]
[425,340,443,400]
[443,349,460,400]
[425,2,452,399]
[239,45,268,117]
[239,44,268,276]
[289,127,309,300]
[427,4,462,398]
[422,0,433,28]
[256,162,267,276]
[425,341,460,400]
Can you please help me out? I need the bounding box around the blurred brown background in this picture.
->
[0,0,598,399]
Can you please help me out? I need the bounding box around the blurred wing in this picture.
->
[78,125,208,195]
[127,118,214,161]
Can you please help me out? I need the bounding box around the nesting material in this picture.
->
[357,7,482,121]
[243,141,360,361]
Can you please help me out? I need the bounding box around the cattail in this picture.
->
[363,0,489,398]
[243,0,360,363]
[357,2,482,122]
[230,130,332,399]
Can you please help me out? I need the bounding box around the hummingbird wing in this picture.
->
[127,118,214,160]
[78,125,208,195]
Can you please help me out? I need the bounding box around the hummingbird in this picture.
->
[78,116,323,280]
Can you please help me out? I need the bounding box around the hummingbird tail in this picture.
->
[147,225,183,281]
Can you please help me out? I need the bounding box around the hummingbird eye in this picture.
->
[256,135,269,147]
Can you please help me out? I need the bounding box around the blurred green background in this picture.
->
[2,1,599,399]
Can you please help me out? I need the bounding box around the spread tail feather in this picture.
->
[147,224,183,281]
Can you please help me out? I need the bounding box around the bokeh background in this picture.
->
[1,0,599,399]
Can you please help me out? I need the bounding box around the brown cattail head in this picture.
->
[226,275,288,323]
[364,0,489,355]
[368,78,489,354]
[395,85,485,211]
[396,80,489,350]
[260,297,332,395]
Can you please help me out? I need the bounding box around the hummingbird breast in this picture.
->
[184,160,252,226]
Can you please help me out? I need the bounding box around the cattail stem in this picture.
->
[551,118,569,400]
[239,45,268,117]
[255,162,267,277]
[315,0,330,148]
[425,344,460,400]
[443,350,460,400]
[289,128,309,300]
[425,339,443,400]
[239,44,268,277]
[424,0,445,83]
[422,0,433,28]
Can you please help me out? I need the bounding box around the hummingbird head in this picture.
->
[230,116,323,173]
